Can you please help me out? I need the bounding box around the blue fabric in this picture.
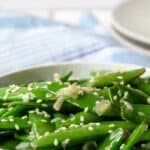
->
[0,11,149,74]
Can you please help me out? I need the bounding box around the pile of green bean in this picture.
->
[0,68,149,150]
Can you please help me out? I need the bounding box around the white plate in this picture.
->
[0,62,149,86]
[109,25,150,56]
[112,0,150,45]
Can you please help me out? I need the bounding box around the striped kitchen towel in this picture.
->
[0,11,149,75]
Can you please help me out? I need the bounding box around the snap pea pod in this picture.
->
[34,121,136,148]
[122,122,148,150]
[98,128,125,150]
[90,68,145,87]
[10,101,81,114]
[123,86,149,104]
[0,139,18,150]
[60,71,72,82]
[0,81,64,101]
[99,86,148,104]
[29,112,53,138]
[56,111,100,128]
[1,105,31,118]
[137,83,150,95]
[0,117,30,130]
[121,101,150,123]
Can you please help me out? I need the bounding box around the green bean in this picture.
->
[0,139,18,150]
[0,81,63,102]
[60,71,72,82]
[56,111,100,128]
[90,68,145,87]
[98,128,125,150]
[121,101,150,123]
[34,121,136,148]
[0,117,30,130]
[141,130,150,141]
[137,83,150,95]
[29,112,53,138]
[122,122,148,150]
[1,105,31,118]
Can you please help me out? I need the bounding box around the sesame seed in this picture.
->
[117,76,123,80]
[127,84,131,88]
[46,81,52,84]
[38,136,42,139]
[88,126,94,131]
[120,144,125,150]
[62,138,70,147]
[41,119,48,123]
[1,119,7,122]
[15,124,20,130]
[147,97,150,104]
[95,122,101,126]
[9,117,14,122]
[108,130,113,133]
[79,123,84,126]
[84,107,89,113]
[96,101,100,104]
[42,104,48,107]
[109,124,115,128]
[120,81,125,85]
[80,116,84,122]
[44,132,50,137]
[123,91,129,99]
[21,115,28,120]
[53,138,59,146]
[138,112,145,116]
[117,90,122,97]
[37,99,42,103]
[113,95,118,100]
[93,92,98,96]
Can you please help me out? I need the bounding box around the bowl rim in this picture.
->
[0,62,149,79]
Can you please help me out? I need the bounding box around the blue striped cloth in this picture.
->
[0,12,149,75]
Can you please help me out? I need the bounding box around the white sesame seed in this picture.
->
[123,91,129,99]
[95,122,101,126]
[84,107,89,113]
[62,138,70,147]
[120,144,125,150]
[120,81,125,85]
[117,76,123,80]
[138,112,145,116]
[117,90,122,97]
[113,95,118,100]
[80,116,84,122]
[108,130,113,133]
[88,126,94,131]
[53,138,59,146]
[9,117,14,122]
[44,132,50,137]
[21,115,28,120]
[96,101,100,104]
[37,99,42,103]
[1,119,7,122]
[42,104,48,107]
[109,124,115,128]
[147,97,150,104]
[15,124,20,130]
[46,81,52,85]
[41,119,48,123]
[127,84,131,88]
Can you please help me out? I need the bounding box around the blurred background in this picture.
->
[0,0,149,74]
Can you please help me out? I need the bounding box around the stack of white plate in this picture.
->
[110,0,150,56]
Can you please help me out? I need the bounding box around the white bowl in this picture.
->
[0,62,149,86]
